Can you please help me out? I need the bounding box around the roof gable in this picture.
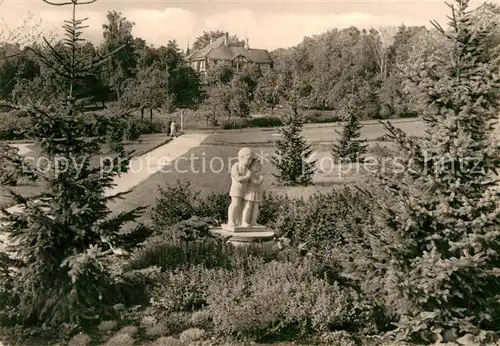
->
[186,37,273,64]
[186,36,226,60]
[205,47,272,64]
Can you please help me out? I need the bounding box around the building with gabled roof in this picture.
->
[185,32,273,75]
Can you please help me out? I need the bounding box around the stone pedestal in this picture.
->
[221,223,268,233]
[210,224,275,246]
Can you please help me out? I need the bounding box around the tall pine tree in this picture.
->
[370,0,500,341]
[0,0,147,328]
[332,94,368,163]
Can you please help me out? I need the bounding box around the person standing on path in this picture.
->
[170,120,177,137]
[166,119,172,135]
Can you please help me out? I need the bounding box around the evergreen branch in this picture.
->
[27,48,73,79]
[102,190,131,202]
[85,44,126,71]
[41,36,68,67]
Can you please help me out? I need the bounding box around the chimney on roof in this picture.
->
[245,37,249,50]
[224,32,229,47]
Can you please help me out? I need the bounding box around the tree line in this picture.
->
[1,4,499,122]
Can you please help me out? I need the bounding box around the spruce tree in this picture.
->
[332,94,368,163]
[0,0,146,328]
[372,0,500,340]
[272,102,316,186]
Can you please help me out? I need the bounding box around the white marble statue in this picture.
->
[227,148,253,227]
[241,158,264,226]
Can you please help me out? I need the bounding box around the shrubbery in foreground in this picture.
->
[363,0,500,342]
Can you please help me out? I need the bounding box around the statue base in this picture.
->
[221,223,267,233]
[210,224,275,246]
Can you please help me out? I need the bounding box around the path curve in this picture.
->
[0,133,209,249]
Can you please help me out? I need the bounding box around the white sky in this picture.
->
[0,0,495,50]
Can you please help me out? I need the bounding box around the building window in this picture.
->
[233,56,247,70]
[200,60,206,71]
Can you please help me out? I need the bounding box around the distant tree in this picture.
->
[255,68,281,114]
[192,30,243,51]
[121,62,171,121]
[169,65,201,109]
[331,94,367,162]
[133,37,161,69]
[0,12,44,60]
[229,76,251,120]
[102,10,136,100]
[12,67,63,106]
[207,61,235,85]
[0,48,40,101]
[160,39,201,111]
[235,65,262,102]
[204,62,234,120]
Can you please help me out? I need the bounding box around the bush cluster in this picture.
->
[0,111,31,140]
[0,110,168,142]
[118,118,167,141]
[151,181,230,229]
[303,110,342,123]
[220,116,283,130]
[131,182,382,343]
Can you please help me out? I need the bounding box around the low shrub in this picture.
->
[104,333,134,346]
[127,233,287,272]
[151,182,229,230]
[303,110,342,124]
[398,111,418,118]
[248,116,283,128]
[257,192,292,226]
[104,115,167,142]
[151,336,183,346]
[167,216,211,242]
[151,182,281,232]
[179,328,206,343]
[221,118,250,129]
[150,266,211,314]
[138,119,166,135]
[194,191,230,225]
[144,321,169,337]
[124,119,142,141]
[268,187,374,250]
[68,332,92,346]
[98,320,118,333]
[127,237,231,271]
[220,116,288,129]
[0,111,30,140]
[367,143,400,160]
[204,258,376,341]
[151,181,201,229]
[117,325,138,337]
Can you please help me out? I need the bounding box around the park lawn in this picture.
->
[108,143,369,226]
[202,118,426,146]
[0,134,171,209]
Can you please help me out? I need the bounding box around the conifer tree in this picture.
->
[331,94,367,163]
[272,71,316,185]
[0,0,147,328]
[372,0,500,340]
